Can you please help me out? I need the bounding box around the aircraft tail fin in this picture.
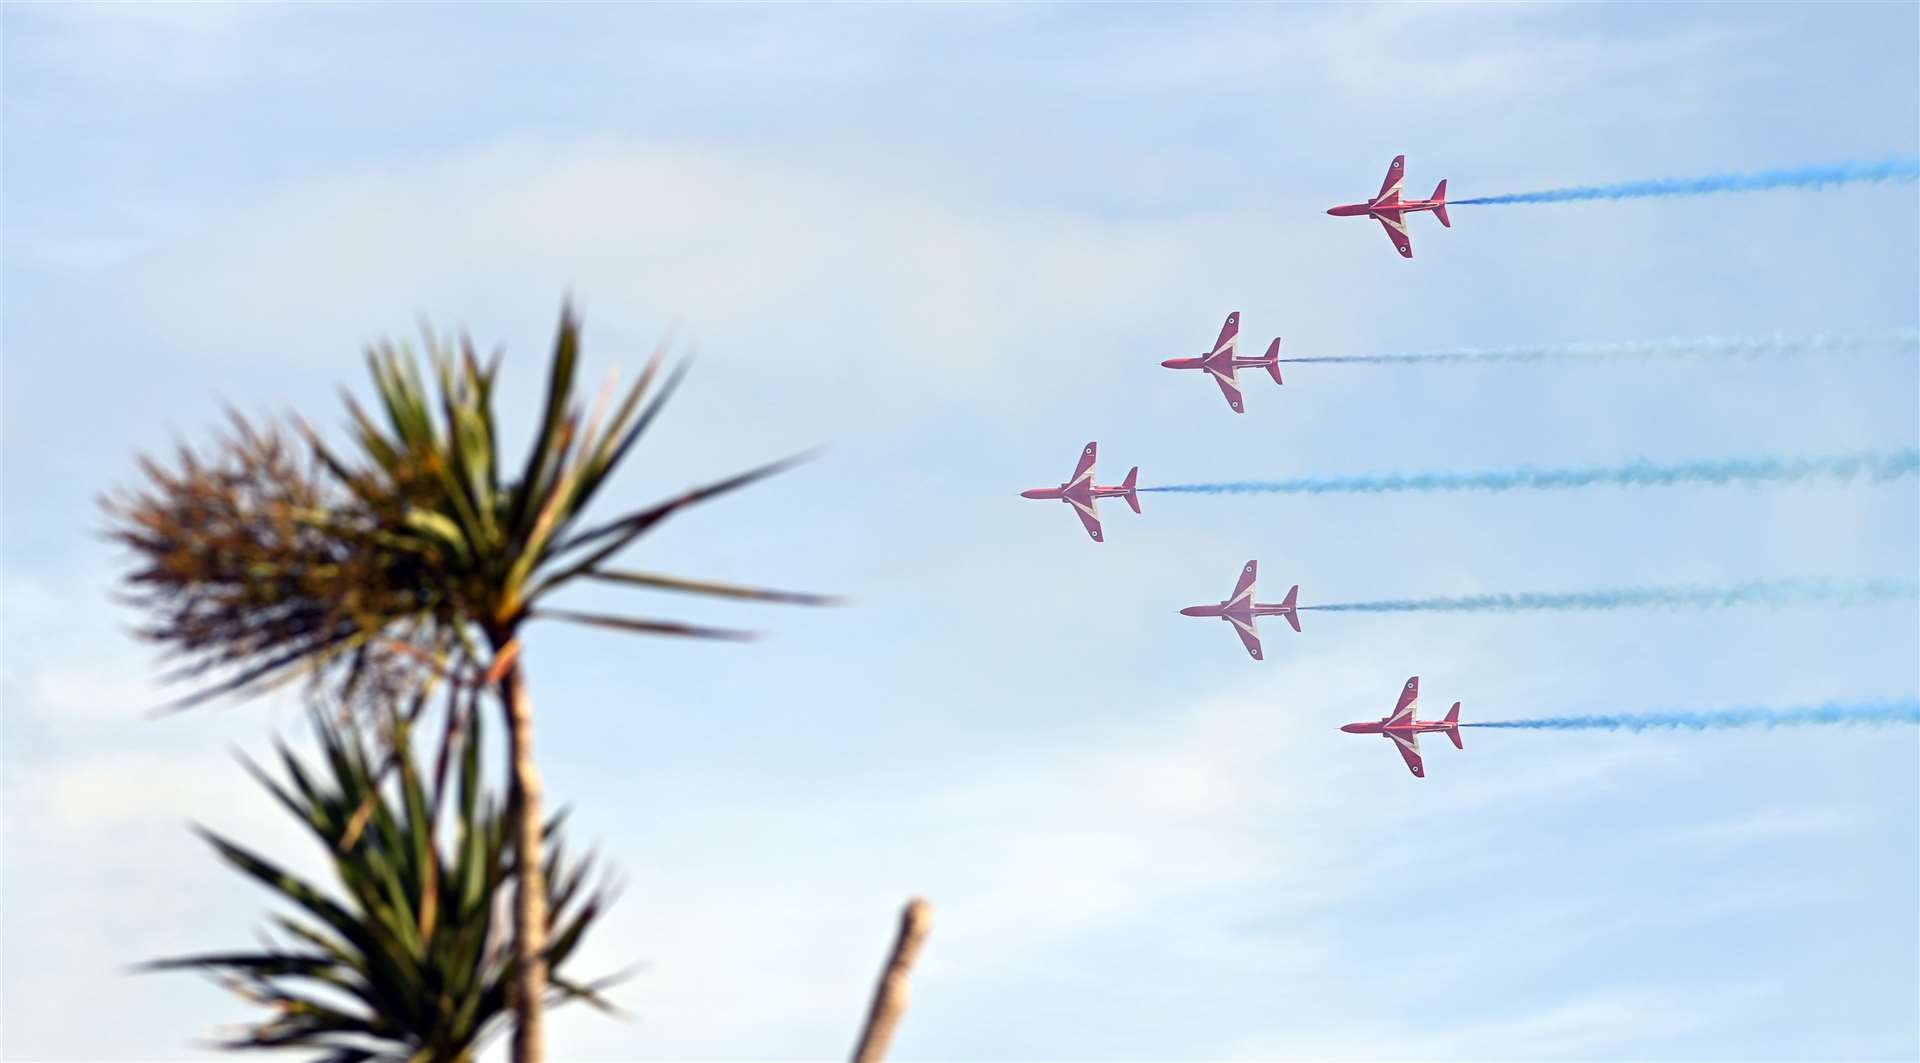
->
[1431,180,1451,227]
[1281,584,1301,632]
[1122,467,1141,514]
[1262,337,1284,386]
[1445,701,1463,748]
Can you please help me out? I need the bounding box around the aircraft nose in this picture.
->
[1339,723,1361,733]
[1160,358,1182,368]
[1179,606,1206,616]
[1019,489,1046,499]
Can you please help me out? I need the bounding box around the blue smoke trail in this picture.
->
[1139,449,1919,496]
[1278,330,1919,366]
[1464,699,1920,732]
[1300,578,1919,615]
[1452,157,1920,206]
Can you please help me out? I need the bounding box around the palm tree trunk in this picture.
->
[499,654,548,1063]
[851,897,933,1063]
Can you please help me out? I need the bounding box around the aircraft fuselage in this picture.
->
[1340,717,1457,736]
[1179,600,1298,622]
[1159,350,1278,372]
[1019,481,1132,504]
[1325,197,1445,219]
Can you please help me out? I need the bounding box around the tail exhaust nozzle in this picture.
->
[1122,467,1141,514]
[1432,180,1450,228]
[1280,584,1301,632]
[1445,701,1463,748]
[1263,337,1284,386]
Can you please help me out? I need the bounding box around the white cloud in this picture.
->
[1656,805,1864,850]
[7,3,315,94]
[114,133,1220,423]
[20,667,158,727]
[1234,982,1775,1061]
[1061,4,1759,111]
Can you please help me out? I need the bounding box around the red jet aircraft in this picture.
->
[1160,311,1284,414]
[1327,155,1450,259]
[1340,676,1463,777]
[1020,441,1139,542]
[1179,560,1300,660]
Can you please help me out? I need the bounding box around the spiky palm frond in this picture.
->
[103,411,446,715]
[105,301,833,711]
[146,701,620,1061]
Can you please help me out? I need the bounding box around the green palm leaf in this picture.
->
[146,705,620,1061]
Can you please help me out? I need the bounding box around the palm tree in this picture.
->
[107,302,831,1060]
[147,696,621,1062]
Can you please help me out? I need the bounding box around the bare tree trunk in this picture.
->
[500,655,547,1063]
[852,898,933,1063]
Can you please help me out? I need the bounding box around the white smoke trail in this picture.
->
[1140,450,1920,496]
[1465,699,1919,731]
[1452,158,1920,206]
[1278,331,1918,367]
[1300,578,1918,615]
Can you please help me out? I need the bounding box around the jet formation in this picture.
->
[1327,154,1451,259]
[1019,154,1478,776]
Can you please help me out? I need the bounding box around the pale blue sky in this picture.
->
[3,4,1917,1060]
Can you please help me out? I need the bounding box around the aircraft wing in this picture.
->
[1231,560,1258,605]
[1387,730,1425,777]
[1069,497,1103,542]
[1071,442,1098,486]
[1375,211,1413,258]
[1208,364,1245,413]
[1228,614,1263,661]
[1213,312,1240,356]
[1374,155,1406,204]
[1389,676,1419,725]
